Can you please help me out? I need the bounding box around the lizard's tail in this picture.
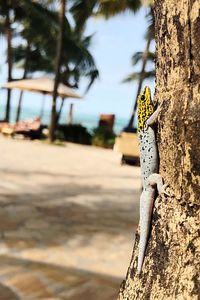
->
[137,190,154,274]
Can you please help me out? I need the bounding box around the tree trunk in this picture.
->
[5,6,12,122]
[118,1,200,299]
[67,103,73,125]
[56,98,65,124]
[15,42,31,123]
[49,0,66,142]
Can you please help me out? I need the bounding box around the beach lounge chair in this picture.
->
[114,131,140,165]
[14,117,42,139]
[98,114,115,130]
[0,118,42,139]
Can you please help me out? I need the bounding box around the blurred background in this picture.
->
[0,1,154,299]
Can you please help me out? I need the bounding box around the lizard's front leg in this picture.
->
[146,100,163,127]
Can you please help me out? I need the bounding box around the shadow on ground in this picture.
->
[0,255,120,300]
[0,148,140,299]
[0,180,139,250]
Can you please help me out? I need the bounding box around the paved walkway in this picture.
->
[0,137,140,299]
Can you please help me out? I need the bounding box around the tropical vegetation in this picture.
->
[0,0,154,142]
[70,0,155,129]
[0,0,99,141]
[123,7,155,128]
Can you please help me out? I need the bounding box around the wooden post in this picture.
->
[67,103,73,125]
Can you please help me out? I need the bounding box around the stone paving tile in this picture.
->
[5,273,54,299]
[0,137,140,299]
[0,256,120,299]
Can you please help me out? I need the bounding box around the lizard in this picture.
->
[137,86,167,274]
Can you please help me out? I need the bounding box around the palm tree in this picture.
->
[119,1,200,298]
[49,0,66,142]
[125,7,155,128]
[13,2,60,122]
[11,0,98,126]
[70,0,141,33]
[0,0,13,122]
[70,1,155,129]
[0,0,60,122]
[15,41,30,122]
[124,7,155,128]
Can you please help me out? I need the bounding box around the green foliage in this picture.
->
[95,0,141,19]
[0,1,99,92]
[42,123,116,148]
[131,51,155,66]
[123,70,155,83]
[92,126,116,149]
[69,1,97,33]
[70,1,154,87]
[56,124,92,145]
[122,7,155,84]
[69,0,142,33]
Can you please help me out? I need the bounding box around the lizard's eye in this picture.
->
[141,95,145,100]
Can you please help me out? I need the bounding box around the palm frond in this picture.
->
[122,70,155,82]
[132,51,155,65]
[84,69,99,94]
[144,6,154,40]
[96,0,141,19]
[69,0,97,33]
[70,0,142,31]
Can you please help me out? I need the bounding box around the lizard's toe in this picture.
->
[160,183,170,196]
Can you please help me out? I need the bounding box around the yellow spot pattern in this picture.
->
[137,86,154,132]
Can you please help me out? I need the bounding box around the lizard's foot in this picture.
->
[147,173,170,196]
[159,183,170,197]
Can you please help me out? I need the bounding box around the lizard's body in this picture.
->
[137,86,165,274]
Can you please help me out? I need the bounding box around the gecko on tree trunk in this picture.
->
[118,1,200,298]
[137,86,167,274]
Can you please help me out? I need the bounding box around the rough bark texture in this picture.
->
[118,1,200,299]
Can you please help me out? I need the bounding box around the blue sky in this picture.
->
[0,6,155,125]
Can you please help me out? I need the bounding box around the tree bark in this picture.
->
[5,5,12,122]
[49,0,66,142]
[118,1,200,299]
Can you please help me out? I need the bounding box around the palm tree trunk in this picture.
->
[127,35,152,128]
[118,0,200,299]
[49,0,66,142]
[5,6,12,122]
[56,98,65,124]
[15,41,31,123]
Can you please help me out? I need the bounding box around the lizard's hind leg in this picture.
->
[148,173,169,196]
[138,188,155,274]
[137,173,168,274]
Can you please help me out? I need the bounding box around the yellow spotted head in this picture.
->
[137,86,154,132]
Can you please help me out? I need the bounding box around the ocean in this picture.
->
[0,105,129,134]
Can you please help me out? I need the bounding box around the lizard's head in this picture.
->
[137,86,154,132]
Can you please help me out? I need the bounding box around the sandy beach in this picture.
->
[0,136,141,299]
